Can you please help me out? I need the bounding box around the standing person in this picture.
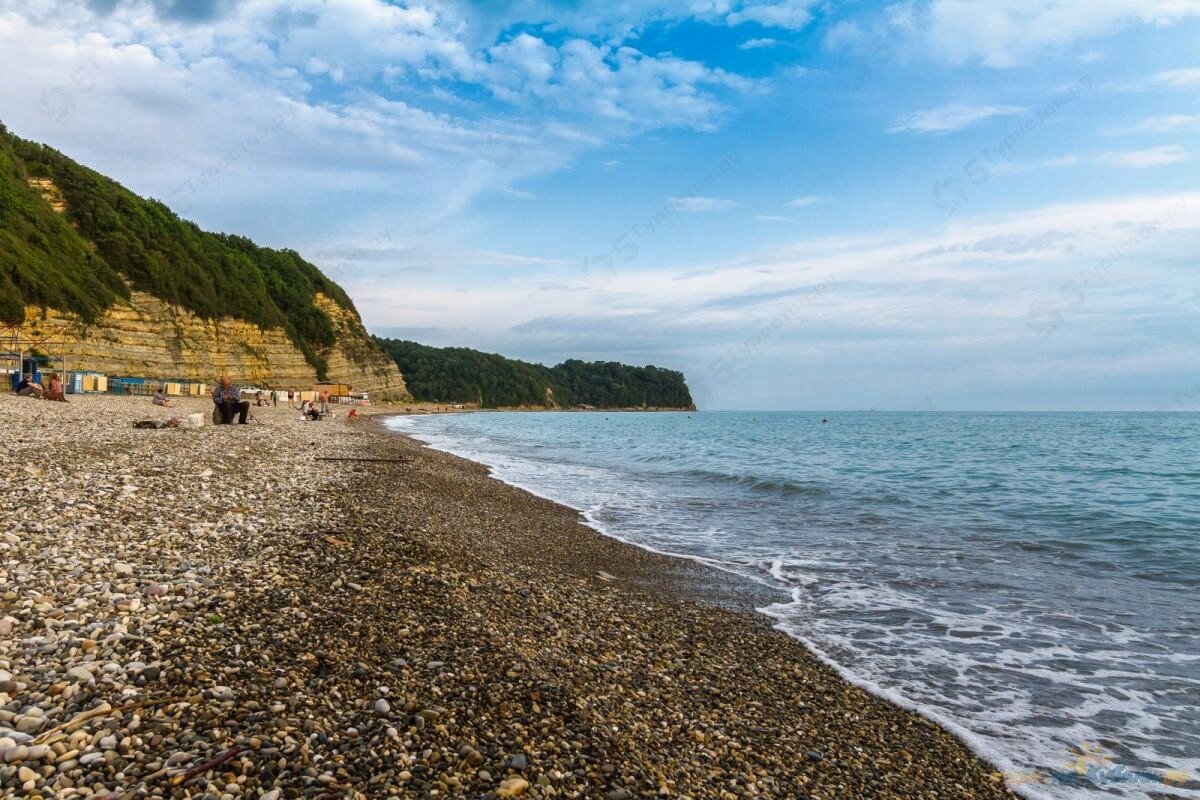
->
[272,388,279,407]
[287,387,296,409]
[319,390,329,415]
[212,376,250,424]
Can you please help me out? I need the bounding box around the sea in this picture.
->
[384,411,1199,799]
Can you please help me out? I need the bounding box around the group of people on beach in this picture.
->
[15,373,66,402]
[15,371,357,426]
[207,377,339,424]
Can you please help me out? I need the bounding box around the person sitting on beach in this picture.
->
[153,387,171,408]
[304,401,321,421]
[256,390,269,407]
[44,374,67,402]
[16,373,43,399]
[212,376,250,424]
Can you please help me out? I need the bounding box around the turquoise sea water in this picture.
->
[386,411,1200,799]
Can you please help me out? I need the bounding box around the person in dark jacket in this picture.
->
[16,373,43,399]
[212,376,250,424]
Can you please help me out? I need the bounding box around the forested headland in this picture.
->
[373,338,695,409]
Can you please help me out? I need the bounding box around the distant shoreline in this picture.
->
[388,403,696,414]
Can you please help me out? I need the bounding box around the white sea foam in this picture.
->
[385,412,1200,800]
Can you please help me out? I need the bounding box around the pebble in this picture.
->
[498,777,530,797]
[65,666,93,683]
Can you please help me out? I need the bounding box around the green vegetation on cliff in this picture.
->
[373,338,695,409]
[0,121,355,377]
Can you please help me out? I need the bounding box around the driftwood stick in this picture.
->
[315,457,411,463]
[33,696,180,744]
[170,745,245,786]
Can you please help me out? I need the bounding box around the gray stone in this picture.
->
[14,717,43,735]
[65,666,93,683]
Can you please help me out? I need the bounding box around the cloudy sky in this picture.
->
[2,0,1198,410]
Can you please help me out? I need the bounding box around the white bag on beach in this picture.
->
[179,413,204,429]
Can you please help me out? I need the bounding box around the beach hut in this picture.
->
[313,382,352,398]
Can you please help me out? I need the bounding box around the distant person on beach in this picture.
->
[44,374,67,402]
[153,387,171,407]
[319,390,329,414]
[16,373,43,399]
[287,387,296,408]
[256,390,269,407]
[304,401,321,421]
[271,389,279,408]
[212,376,250,424]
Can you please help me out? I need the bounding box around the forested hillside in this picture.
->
[0,121,357,377]
[373,338,695,409]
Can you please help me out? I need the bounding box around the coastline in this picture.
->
[0,394,1017,798]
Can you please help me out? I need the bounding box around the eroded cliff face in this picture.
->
[17,292,409,399]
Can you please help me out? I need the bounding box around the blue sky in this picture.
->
[1,0,1198,410]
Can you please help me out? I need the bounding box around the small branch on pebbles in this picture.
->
[169,745,245,786]
[315,456,411,463]
[33,696,183,744]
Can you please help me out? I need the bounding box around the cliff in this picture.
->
[17,291,406,396]
[0,122,408,397]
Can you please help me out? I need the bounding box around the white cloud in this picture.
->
[991,154,1082,174]
[463,249,565,267]
[1096,145,1191,168]
[916,1,1200,68]
[785,195,820,207]
[756,214,787,222]
[889,103,1026,133]
[995,148,1194,173]
[667,196,739,211]
[602,159,622,169]
[727,1,817,30]
[1105,114,1200,134]
[739,38,780,49]
[1148,66,1200,87]
[350,190,1200,408]
[0,0,775,245]
[482,35,759,132]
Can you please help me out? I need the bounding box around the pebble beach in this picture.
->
[0,394,1019,799]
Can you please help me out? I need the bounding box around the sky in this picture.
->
[1,0,1198,410]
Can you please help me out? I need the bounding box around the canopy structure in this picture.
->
[1,321,71,389]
